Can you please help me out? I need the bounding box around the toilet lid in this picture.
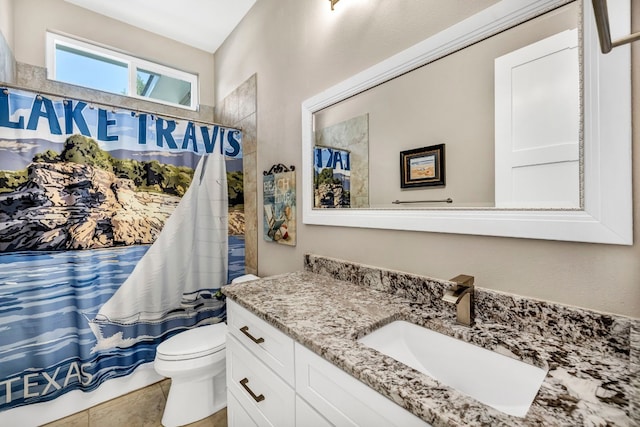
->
[156,323,226,360]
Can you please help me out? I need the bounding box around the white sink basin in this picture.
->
[357,320,547,417]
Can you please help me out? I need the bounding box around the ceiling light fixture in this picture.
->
[329,0,340,10]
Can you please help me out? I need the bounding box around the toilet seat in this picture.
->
[156,323,226,361]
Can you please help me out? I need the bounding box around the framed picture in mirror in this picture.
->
[313,146,352,208]
[400,144,445,188]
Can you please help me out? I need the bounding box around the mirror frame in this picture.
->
[301,0,632,245]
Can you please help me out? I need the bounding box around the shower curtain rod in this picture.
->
[0,82,237,130]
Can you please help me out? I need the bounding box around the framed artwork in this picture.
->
[400,144,445,188]
[263,167,296,246]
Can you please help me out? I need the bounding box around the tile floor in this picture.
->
[42,379,227,427]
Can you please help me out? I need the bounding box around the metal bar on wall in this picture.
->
[592,0,640,54]
[392,198,453,204]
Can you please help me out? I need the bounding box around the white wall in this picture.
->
[12,0,215,107]
[0,0,13,49]
[215,0,640,318]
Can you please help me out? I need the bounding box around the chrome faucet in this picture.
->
[442,274,475,326]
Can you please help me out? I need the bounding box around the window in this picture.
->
[46,32,199,110]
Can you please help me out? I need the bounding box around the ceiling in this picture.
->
[63,0,256,53]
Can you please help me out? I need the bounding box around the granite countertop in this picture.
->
[222,270,638,426]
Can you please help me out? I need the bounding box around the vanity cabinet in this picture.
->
[226,300,296,426]
[226,299,429,427]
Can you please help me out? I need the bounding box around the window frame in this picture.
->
[46,32,199,111]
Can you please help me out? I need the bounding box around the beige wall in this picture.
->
[215,0,640,318]
[12,0,215,107]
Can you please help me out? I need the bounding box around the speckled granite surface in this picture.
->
[223,255,639,426]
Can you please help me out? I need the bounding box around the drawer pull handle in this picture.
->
[240,326,265,344]
[240,377,265,403]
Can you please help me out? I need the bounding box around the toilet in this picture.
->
[154,274,259,427]
[154,322,227,427]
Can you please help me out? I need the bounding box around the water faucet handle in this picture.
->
[442,274,475,303]
[450,274,474,287]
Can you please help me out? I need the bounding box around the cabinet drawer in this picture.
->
[295,343,430,427]
[227,299,295,385]
[227,334,295,427]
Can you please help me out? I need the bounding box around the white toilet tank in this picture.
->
[230,274,260,284]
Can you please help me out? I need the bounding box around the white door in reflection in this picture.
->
[495,29,580,208]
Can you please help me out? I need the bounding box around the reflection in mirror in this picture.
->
[302,0,631,244]
[312,2,579,209]
[313,114,369,208]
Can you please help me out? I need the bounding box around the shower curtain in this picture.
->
[0,87,242,412]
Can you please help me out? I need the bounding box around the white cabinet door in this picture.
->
[295,343,430,427]
[495,29,579,208]
[296,396,333,427]
[228,390,259,427]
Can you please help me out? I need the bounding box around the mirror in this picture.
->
[301,0,632,244]
[313,3,579,209]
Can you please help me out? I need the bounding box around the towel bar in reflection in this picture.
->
[392,198,453,204]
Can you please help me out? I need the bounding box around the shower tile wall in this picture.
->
[216,74,258,276]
